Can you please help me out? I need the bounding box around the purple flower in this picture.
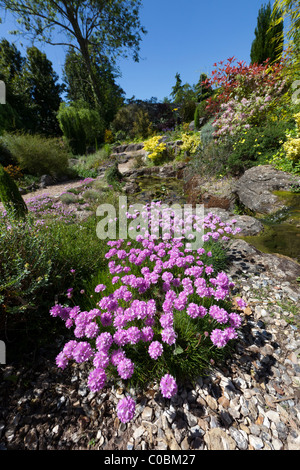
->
[85,322,99,338]
[210,329,228,348]
[209,305,229,324]
[111,349,126,366]
[87,368,107,392]
[96,332,113,351]
[117,396,136,423]
[187,303,201,319]
[55,351,68,369]
[148,341,163,360]
[93,350,110,369]
[126,326,141,345]
[160,374,177,399]
[95,284,106,293]
[229,312,242,329]
[117,358,134,379]
[72,341,94,363]
[161,327,177,345]
[140,326,154,342]
[113,329,128,347]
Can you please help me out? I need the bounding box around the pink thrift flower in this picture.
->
[87,368,106,392]
[160,374,177,399]
[148,341,163,360]
[117,358,134,379]
[117,396,136,423]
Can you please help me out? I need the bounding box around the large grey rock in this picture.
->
[204,207,264,236]
[234,165,300,215]
[227,238,300,282]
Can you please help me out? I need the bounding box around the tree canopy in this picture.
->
[0,0,146,107]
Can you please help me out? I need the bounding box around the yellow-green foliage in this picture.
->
[143,135,166,160]
[181,133,202,155]
[283,137,300,162]
[283,112,300,163]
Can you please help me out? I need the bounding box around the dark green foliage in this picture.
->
[250,1,284,64]
[0,138,15,166]
[0,39,65,135]
[105,162,123,187]
[23,46,64,136]
[226,120,294,174]
[195,73,213,103]
[0,0,146,113]
[132,109,152,139]
[0,102,22,135]
[194,105,201,130]
[0,163,28,218]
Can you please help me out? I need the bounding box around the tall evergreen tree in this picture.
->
[195,73,213,103]
[250,1,284,64]
[23,46,65,135]
[0,39,27,130]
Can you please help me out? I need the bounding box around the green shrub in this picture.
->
[57,103,105,155]
[0,103,22,135]
[2,132,69,177]
[59,192,78,205]
[0,163,28,219]
[226,120,294,175]
[105,162,123,187]
[131,109,153,139]
[200,118,216,146]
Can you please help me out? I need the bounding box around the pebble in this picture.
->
[0,266,299,450]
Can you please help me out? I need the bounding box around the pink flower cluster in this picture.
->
[50,202,244,423]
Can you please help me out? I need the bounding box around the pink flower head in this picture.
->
[87,367,107,392]
[160,373,177,399]
[148,341,163,360]
[117,396,136,423]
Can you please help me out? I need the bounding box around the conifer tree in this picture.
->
[250,1,284,64]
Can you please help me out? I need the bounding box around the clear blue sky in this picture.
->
[0,0,277,102]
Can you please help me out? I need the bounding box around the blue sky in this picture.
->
[0,0,276,102]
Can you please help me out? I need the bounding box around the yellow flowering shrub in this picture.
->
[283,137,300,162]
[282,113,300,163]
[180,133,202,155]
[143,135,166,160]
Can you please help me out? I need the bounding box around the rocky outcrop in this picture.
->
[227,238,300,282]
[205,208,264,237]
[183,174,237,211]
[234,165,300,215]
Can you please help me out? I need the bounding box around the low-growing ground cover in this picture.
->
[49,201,247,423]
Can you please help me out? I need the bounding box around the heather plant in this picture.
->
[50,202,245,423]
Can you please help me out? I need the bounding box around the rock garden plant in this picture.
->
[50,201,246,423]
